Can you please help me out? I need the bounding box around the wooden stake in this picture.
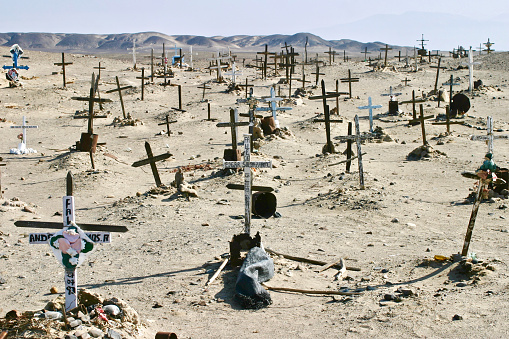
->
[54,53,73,88]
[461,180,485,256]
[206,257,229,286]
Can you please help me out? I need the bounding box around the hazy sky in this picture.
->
[2,0,508,49]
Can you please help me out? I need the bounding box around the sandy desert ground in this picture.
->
[0,45,508,338]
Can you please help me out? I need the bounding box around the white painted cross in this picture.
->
[470,116,509,156]
[131,40,136,69]
[462,47,481,92]
[10,116,38,154]
[255,87,292,128]
[381,86,402,101]
[225,62,242,84]
[357,97,382,133]
[189,46,193,69]
[223,134,272,235]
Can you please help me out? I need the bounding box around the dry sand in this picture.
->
[0,46,509,338]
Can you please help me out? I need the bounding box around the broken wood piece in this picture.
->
[317,257,344,273]
[206,257,229,286]
[266,248,360,271]
[262,284,359,296]
[334,258,347,280]
[328,153,367,166]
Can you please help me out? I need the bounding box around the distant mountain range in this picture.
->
[0,32,407,54]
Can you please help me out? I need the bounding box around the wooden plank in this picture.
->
[15,220,128,233]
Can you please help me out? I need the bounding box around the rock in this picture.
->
[78,289,104,307]
[106,329,123,339]
[89,327,104,338]
[456,282,467,287]
[0,276,7,284]
[104,297,140,324]
[397,287,414,296]
[452,314,463,320]
[384,293,396,301]
[74,330,89,339]
[103,304,120,316]
[69,319,82,328]
[44,310,63,320]
[391,218,399,223]
[65,335,78,339]
[5,309,21,319]
[50,286,58,294]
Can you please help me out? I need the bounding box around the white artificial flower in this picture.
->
[52,240,60,249]
[66,248,78,257]
[69,257,78,266]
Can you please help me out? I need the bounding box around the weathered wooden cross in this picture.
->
[334,116,366,189]
[10,116,38,153]
[326,79,349,114]
[362,47,371,62]
[239,78,254,99]
[132,141,173,187]
[136,67,150,101]
[340,69,359,98]
[311,58,325,86]
[430,57,446,96]
[380,44,392,68]
[462,47,481,92]
[105,76,133,119]
[170,84,186,112]
[225,62,242,84]
[216,108,250,160]
[93,62,105,79]
[15,171,128,312]
[157,115,178,137]
[431,106,464,133]
[401,90,426,121]
[54,53,73,88]
[442,74,460,109]
[208,54,230,82]
[483,38,494,54]
[223,134,272,235]
[357,97,382,133]
[198,82,211,102]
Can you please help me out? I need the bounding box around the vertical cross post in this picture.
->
[346,122,353,173]
[136,68,149,101]
[54,53,73,88]
[354,115,365,190]
[10,116,38,150]
[340,69,359,98]
[357,97,382,133]
[105,76,133,119]
[131,142,173,187]
[463,47,481,92]
[430,58,446,94]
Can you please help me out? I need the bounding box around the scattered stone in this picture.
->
[78,289,104,307]
[452,314,463,321]
[103,304,121,316]
[391,218,399,223]
[88,327,104,338]
[5,309,21,319]
[44,310,63,320]
[69,319,82,328]
[106,329,123,339]
[456,282,467,287]
[50,286,59,294]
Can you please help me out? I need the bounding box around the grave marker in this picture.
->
[10,116,38,154]
[297,64,311,89]
[483,38,494,54]
[54,53,73,88]
[326,79,349,115]
[381,86,402,114]
[310,79,346,119]
[2,44,29,70]
[223,134,272,235]
[462,47,480,92]
[417,34,428,57]
[357,97,382,133]
[340,69,359,98]
[93,62,105,79]
[105,76,133,119]
[470,116,509,155]
[430,57,446,95]
[130,40,137,69]
[205,102,217,121]
[225,62,242,84]
[170,84,186,112]
[401,77,411,86]
[158,115,178,137]
[132,141,173,187]
[401,90,426,121]
[208,54,230,82]
[311,59,325,86]
[136,67,150,100]
[14,171,128,312]
[334,116,366,189]
[380,44,392,68]
[362,47,371,62]
[216,108,250,160]
[431,106,463,133]
[257,45,275,79]
[256,87,292,129]
[239,78,254,98]
[198,82,211,101]
[442,74,460,109]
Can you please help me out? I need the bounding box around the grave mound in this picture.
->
[407,145,447,161]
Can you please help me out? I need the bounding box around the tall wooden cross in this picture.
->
[470,116,509,156]
[10,116,38,153]
[225,62,242,84]
[54,53,73,88]
[132,141,173,187]
[357,97,382,133]
[362,47,371,62]
[257,45,275,80]
[296,64,311,90]
[340,69,359,98]
[430,57,446,94]
[442,75,460,109]
[208,54,230,82]
[105,76,133,119]
[431,106,463,133]
[93,62,105,79]
[401,90,426,121]
[136,67,150,100]
[326,79,349,114]
[223,134,272,235]
[462,47,481,92]
[15,171,128,312]
[310,79,345,117]
[158,115,178,137]
[311,59,325,86]
[310,97,343,154]
[170,84,186,112]
[324,47,335,65]
[216,109,250,156]
[380,44,392,68]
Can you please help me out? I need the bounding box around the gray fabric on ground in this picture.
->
[235,246,274,309]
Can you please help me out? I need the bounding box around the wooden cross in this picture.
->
[430,57,446,94]
[170,84,186,112]
[462,47,481,92]
[413,104,430,145]
[198,82,211,101]
[483,38,494,54]
[442,74,460,109]
[311,60,325,86]
[54,53,73,88]
[326,79,348,114]
[257,45,275,79]
[208,54,230,82]
[380,44,392,67]
[0,163,5,199]
[132,141,173,187]
[256,87,292,127]
[10,116,38,152]
[14,171,128,312]
[362,47,371,62]
[93,62,105,79]
[150,48,154,83]
[340,69,359,98]
[225,62,242,84]
[324,47,335,65]
[333,116,366,189]
[238,78,254,98]
[400,90,426,120]
[431,106,464,133]
[470,116,509,155]
[216,108,250,154]
[296,64,311,89]
[357,97,382,133]
[401,77,411,86]
[240,108,263,149]
[461,175,486,257]
[106,76,132,119]
[71,74,112,135]
[279,55,295,84]
[381,86,402,114]
[136,67,150,100]
[309,83,343,154]
[417,34,428,56]
[381,86,402,101]
[223,134,272,235]
[158,115,178,137]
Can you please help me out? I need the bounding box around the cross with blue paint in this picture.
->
[256,87,292,128]
[2,44,29,70]
[357,97,382,133]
